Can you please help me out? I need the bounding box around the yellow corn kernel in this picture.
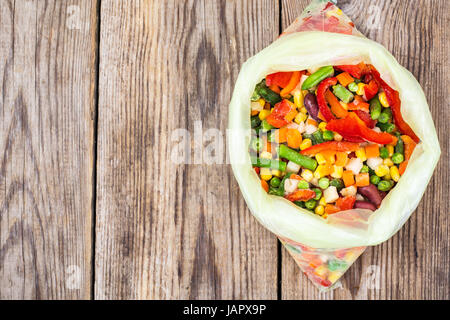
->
[271,169,281,177]
[387,145,394,157]
[301,169,314,182]
[314,165,332,179]
[294,112,307,124]
[258,98,265,107]
[383,173,391,181]
[319,197,327,206]
[383,158,394,167]
[315,153,327,165]
[375,164,390,177]
[330,165,344,179]
[259,109,271,120]
[260,168,272,181]
[315,205,325,216]
[293,90,304,109]
[328,271,343,284]
[390,165,400,182]
[260,151,272,159]
[355,147,367,161]
[336,8,343,15]
[333,132,343,142]
[300,138,312,151]
[318,121,328,131]
[379,92,390,107]
[300,107,308,114]
[356,83,366,95]
[323,152,335,164]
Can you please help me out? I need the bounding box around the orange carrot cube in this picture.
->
[342,170,355,187]
[355,173,370,187]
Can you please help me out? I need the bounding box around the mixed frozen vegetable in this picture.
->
[249,62,419,217]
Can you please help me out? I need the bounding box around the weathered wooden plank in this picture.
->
[281,0,449,299]
[95,0,279,299]
[0,0,97,299]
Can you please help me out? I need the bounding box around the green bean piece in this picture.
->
[370,175,381,185]
[332,84,354,103]
[379,147,389,159]
[256,81,282,106]
[268,187,284,196]
[392,152,404,164]
[301,66,335,90]
[251,115,261,128]
[348,82,358,92]
[330,178,344,191]
[376,122,396,133]
[278,144,318,171]
[377,180,392,191]
[378,108,392,124]
[395,137,404,155]
[250,137,263,152]
[323,130,334,141]
[305,199,317,210]
[312,130,324,144]
[313,188,322,200]
[251,156,287,171]
[369,97,382,120]
[270,177,281,188]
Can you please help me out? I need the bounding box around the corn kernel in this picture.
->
[383,158,394,167]
[260,168,272,181]
[315,153,327,165]
[258,98,266,107]
[330,165,344,178]
[314,265,328,277]
[301,169,314,182]
[379,92,390,107]
[334,133,343,142]
[356,83,366,95]
[315,205,325,216]
[336,8,343,15]
[260,151,272,159]
[355,147,367,161]
[300,107,307,114]
[294,112,307,124]
[293,90,304,109]
[259,109,271,120]
[300,138,312,150]
[390,165,400,182]
[314,164,332,179]
[375,164,390,177]
[271,169,281,177]
[328,271,343,284]
[383,173,391,181]
[387,145,394,157]
[319,197,327,206]
[318,122,328,131]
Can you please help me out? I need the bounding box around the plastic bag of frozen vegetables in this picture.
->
[228,0,440,290]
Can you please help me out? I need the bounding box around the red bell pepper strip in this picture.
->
[316,77,338,122]
[265,99,294,128]
[285,189,316,202]
[335,62,367,79]
[354,110,376,128]
[336,196,356,211]
[366,65,419,143]
[300,141,360,155]
[324,89,348,118]
[326,112,398,145]
[363,80,379,101]
[265,72,293,88]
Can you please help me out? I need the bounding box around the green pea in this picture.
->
[379,147,389,159]
[305,199,317,210]
[330,178,344,191]
[297,180,309,189]
[392,152,404,164]
[377,180,392,191]
[348,82,358,92]
[323,130,334,141]
[360,165,369,173]
[328,259,348,271]
[270,177,281,188]
[318,177,330,189]
[313,188,322,200]
[370,175,381,185]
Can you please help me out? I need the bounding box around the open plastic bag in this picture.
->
[228,0,440,290]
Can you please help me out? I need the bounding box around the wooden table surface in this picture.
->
[0,0,448,300]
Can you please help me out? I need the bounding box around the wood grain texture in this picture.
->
[281,0,449,299]
[95,0,279,299]
[0,0,97,299]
